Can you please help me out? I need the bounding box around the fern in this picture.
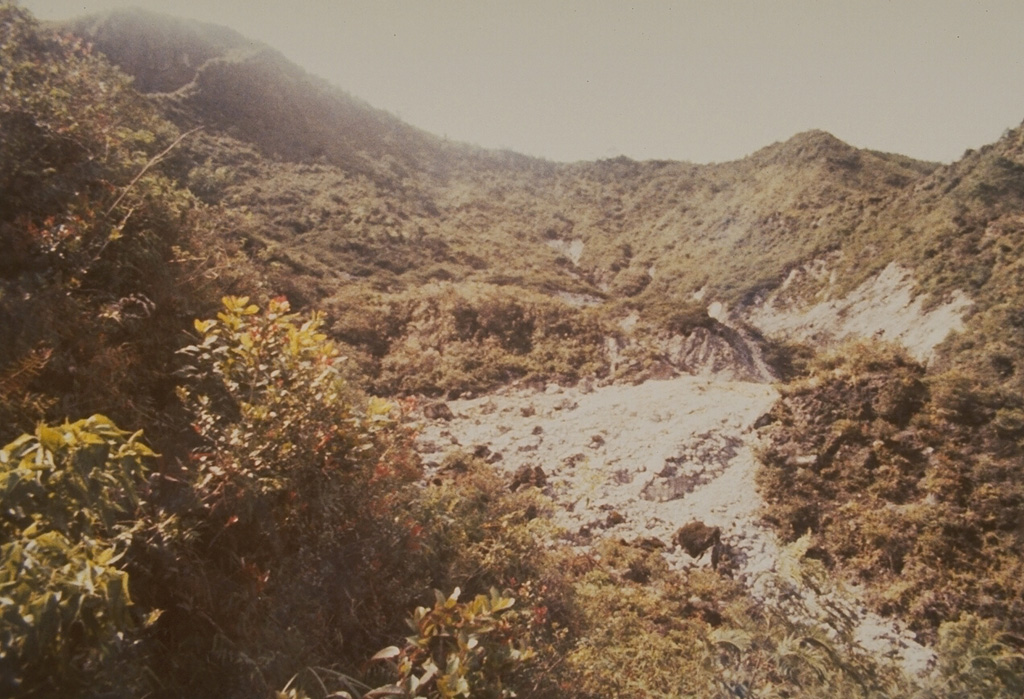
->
[0,347,55,437]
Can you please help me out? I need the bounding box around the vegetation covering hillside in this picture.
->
[65,8,944,397]
[757,345,1024,667]
[2,4,1024,697]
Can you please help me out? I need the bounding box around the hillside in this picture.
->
[3,5,1024,697]
[62,9,954,397]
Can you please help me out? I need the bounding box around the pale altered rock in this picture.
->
[413,374,935,677]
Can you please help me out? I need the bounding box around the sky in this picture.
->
[20,0,1024,164]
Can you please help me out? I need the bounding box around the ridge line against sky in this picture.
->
[21,0,1024,165]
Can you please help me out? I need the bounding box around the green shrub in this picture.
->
[0,3,221,443]
[555,538,906,699]
[155,297,431,692]
[331,283,611,397]
[0,415,156,696]
[373,588,529,699]
[929,614,1024,698]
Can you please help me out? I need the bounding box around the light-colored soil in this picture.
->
[745,261,971,361]
[414,373,936,678]
[419,376,776,569]
[412,259,966,678]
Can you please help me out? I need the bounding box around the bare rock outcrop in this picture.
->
[658,324,775,382]
[414,373,935,679]
[743,261,971,361]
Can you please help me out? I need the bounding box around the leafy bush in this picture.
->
[0,415,155,696]
[555,538,906,699]
[329,283,612,397]
[373,588,528,699]
[928,614,1024,698]
[167,297,431,691]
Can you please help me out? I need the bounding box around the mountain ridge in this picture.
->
[64,10,943,175]
[62,9,1024,395]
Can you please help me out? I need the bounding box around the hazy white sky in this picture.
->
[21,0,1024,164]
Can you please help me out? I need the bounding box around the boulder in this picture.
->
[510,464,547,491]
[675,520,721,559]
[423,401,454,421]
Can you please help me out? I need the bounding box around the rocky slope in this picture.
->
[414,374,935,678]
[409,265,971,679]
[11,5,1024,695]
[741,260,972,362]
